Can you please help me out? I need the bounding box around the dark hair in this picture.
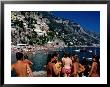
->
[51,59,57,63]
[24,54,28,59]
[70,54,75,58]
[64,53,69,58]
[92,55,97,58]
[82,58,88,65]
[73,57,77,62]
[72,55,78,62]
[72,54,75,57]
[16,52,23,60]
[92,55,97,62]
[53,52,58,57]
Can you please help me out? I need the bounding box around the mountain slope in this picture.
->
[11,11,100,46]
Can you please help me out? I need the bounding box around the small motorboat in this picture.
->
[86,58,92,61]
[88,50,92,53]
[74,49,80,52]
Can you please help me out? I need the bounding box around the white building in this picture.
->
[47,39,65,48]
[34,24,47,36]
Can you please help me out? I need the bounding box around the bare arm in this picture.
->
[25,59,33,65]
[78,64,85,73]
[26,64,33,77]
[88,63,95,77]
[70,60,72,67]
[11,64,14,71]
[52,64,59,75]
[73,63,77,77]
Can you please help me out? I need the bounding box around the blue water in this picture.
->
[27,47,100,72]
[11,47,100,77]
[29,52,48,71]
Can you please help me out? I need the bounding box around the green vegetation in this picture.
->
[11,11,100,46]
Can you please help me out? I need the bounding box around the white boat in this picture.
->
[88,50,92,53]
[74,46,80,52]
[86,58,92,61]
[74,49,80,52]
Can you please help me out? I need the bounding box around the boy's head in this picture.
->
[16,52,23,60]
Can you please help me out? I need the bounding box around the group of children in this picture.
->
[11,51,99,77]
[46,52,100,77]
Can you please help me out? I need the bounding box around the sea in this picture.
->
[11,47,100,76]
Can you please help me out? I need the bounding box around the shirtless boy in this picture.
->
[11,52,32,77]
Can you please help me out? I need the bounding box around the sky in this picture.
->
[52,11,100,33]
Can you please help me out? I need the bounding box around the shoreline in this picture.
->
[11,46,100,53]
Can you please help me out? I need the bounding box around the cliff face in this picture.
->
[11,11,100,46]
